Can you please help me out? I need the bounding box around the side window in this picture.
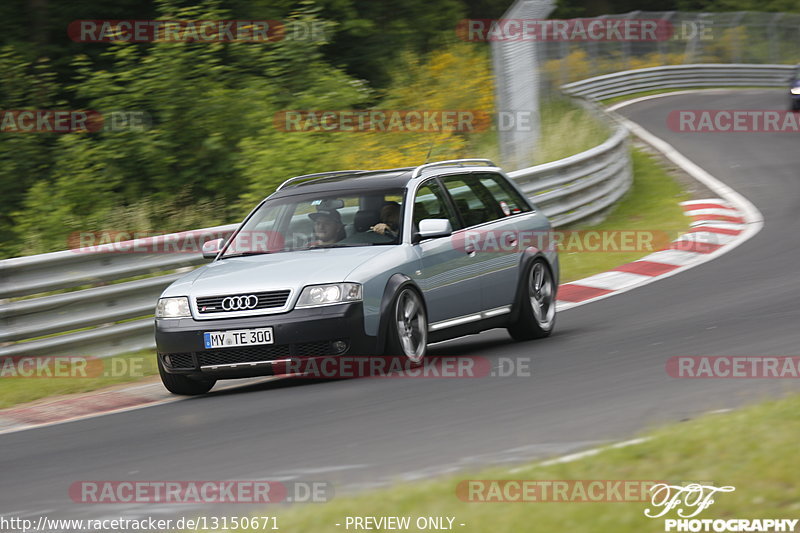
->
[441,174,505,227]
[476,173,531,216]
[413,180,460,231]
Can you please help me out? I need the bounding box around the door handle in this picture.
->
[464,245,476,257]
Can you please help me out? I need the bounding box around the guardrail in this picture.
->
[2,63,788,360]
[511,121,631,227]
[0,226,237,358]
[562,63,794,101]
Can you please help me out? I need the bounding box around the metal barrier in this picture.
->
[0,226,237,358]
[562,64,794,100]
[512,121,631,227]
[2,63,788,359]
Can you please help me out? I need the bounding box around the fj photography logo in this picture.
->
[69,480,331,504]
[0,356,147,378]
[645,483,798,532]
[0,110,151,133]
[68,20,325,43]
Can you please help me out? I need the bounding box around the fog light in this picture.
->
[163,355,172,367]
[331,340,348,354]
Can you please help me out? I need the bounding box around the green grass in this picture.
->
[0,350,158,409]
[558,147,691,283]
[536,98,610,163]
[468,97,609,166]
[221,392,800,532]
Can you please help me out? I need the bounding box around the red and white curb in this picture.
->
[0,377,275,435]
[555,91,765,311]
[556,198,749,310]
[0,382,174,434]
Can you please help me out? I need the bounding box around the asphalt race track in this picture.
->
[2,90,799,521]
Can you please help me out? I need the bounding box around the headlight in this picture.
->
[296,283,362,308]
[791,87,800,95]
[156,297,191,318]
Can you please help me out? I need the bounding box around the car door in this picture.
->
[410,178,483,326]
[440,173,527,314]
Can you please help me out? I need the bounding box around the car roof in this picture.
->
[269,169,415,198]
[268,159,500,199]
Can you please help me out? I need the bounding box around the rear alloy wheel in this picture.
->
[157,356,216,395]
[508,259,556,341]
[387,288,428,363]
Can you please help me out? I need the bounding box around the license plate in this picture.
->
[203,327,274,349]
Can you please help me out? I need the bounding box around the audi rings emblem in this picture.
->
[221,295,259,311]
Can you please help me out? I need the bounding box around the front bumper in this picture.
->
[155,302,377,379]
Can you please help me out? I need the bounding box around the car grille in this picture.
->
[161,340,348,369]
[295,340,337,357]
[198,345,292,366]
[166,353,195,369]
[196,290,291,314]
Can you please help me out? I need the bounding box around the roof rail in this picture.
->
[410,159,498,179]
[276,170,364,191]
[276,166,418,191]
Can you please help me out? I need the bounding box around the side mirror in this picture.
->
[415,218,453,242]
[202,238,224,259]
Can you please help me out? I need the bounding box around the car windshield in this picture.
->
[221,188,405,257]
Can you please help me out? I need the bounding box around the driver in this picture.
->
[308,209,346,245]
[370,202,401,238]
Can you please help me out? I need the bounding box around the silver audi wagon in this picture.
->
[155,159,558,394]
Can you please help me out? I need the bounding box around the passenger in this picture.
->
[370,202,401,238]
[308,209,346,245]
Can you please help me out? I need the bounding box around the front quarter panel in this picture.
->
[345,245,422,338]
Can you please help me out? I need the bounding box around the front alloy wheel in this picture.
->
[391,288,428,363]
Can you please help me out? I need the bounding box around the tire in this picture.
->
[507,258,556,341]
[384,287,428,364]
[158,356,216,395]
